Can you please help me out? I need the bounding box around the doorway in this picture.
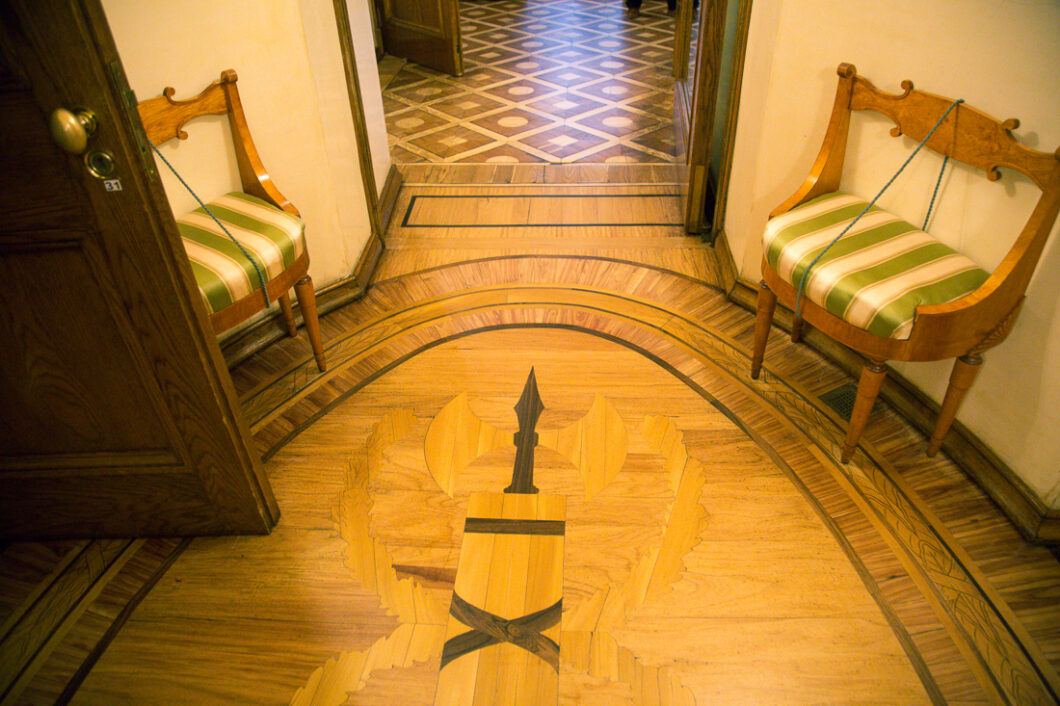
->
[377,0,684,166]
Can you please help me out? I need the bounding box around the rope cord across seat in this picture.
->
[793,98,964,319]
[151,143,271,307]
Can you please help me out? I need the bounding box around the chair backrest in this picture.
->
[773,64,1060,354]
[136,70,297,215]
[844,63,1058,191]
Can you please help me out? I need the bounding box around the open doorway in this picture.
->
[373,0,685,166]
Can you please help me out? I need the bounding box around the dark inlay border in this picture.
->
[440,593,562,671]
[401,193,684,228]
[56,537,192,705]
[464,517,565,535]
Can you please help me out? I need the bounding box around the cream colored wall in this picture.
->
[102,0,373,290]
[724,1,1060,507]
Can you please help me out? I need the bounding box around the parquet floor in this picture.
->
[2,186,1060,704]
[383,0,680,165]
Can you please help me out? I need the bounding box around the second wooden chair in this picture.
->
[751,63,1060,463]
[137,70,327,372]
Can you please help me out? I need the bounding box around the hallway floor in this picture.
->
[382,0,680,165]
[4,181,1060,704]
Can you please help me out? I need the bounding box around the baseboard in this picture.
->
[218,275,365,369]
[219,160,392,371]
[378,164,403,235]
[712,229,738,294]
[728,278,1058,544]
[353,228,384,290]
[220,228,386,370]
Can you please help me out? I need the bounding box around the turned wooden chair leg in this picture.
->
[927,354,982,456]
[277,293,297,337]
[751,280,776,379]
[841,359,887,463]
[294,275,327,372]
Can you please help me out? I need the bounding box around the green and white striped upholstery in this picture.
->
[764,192,989,339]
[176,192,305,315]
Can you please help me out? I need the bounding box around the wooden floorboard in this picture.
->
[2,183,1058,705]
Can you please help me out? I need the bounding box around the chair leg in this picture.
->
[927,354,982,456]
[790,316,804,343]
[751,280,776,379]
[294,275,327,372]
[841,359,887,463]
[278,293,297,337]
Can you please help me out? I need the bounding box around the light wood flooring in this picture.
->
[2,184,1060,704]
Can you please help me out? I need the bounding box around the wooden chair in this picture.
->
[751,63,1060,463]
[137,70,326,371]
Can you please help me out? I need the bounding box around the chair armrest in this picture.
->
[910,170,1060,355]
[218,71,299,217]
[770,63,857,218]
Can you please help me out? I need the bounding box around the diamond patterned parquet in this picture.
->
[383,0,678,165]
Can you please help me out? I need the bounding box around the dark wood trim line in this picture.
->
[464,518,565,535]
[378,163,403,235]
[55,538,192,706]
[401,193,684,228]
[727,276,1058,544]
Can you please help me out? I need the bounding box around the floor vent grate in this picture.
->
[818,382,881,422]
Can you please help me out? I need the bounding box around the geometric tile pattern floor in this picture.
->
[383,0,681,165]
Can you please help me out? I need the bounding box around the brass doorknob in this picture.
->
[49,107,98,154]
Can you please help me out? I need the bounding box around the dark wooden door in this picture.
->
[378,0,463,76]
[0,0,278,539]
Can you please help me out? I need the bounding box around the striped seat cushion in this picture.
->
[764,192,989,339]
[176,192,305,315]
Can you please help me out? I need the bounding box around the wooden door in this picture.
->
[377,0,463,76]
[0,0,278,539]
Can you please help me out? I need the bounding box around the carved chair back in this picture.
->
[136,69,296,216]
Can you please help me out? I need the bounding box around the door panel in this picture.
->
[0,0,278,538]
[379,0,462,76]
[0,248,175,458]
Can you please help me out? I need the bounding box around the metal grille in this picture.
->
[818,382,880,421]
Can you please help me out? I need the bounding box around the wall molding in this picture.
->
[725,274,1058,544]
[353,229,384,293]
[378,164,403,235]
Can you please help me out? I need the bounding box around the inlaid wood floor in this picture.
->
[382,0,680,165]
[2,188,1060,704]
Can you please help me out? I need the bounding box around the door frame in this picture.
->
[332,0,403,274]
[706,0,753,243]
[677,0,753,239]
